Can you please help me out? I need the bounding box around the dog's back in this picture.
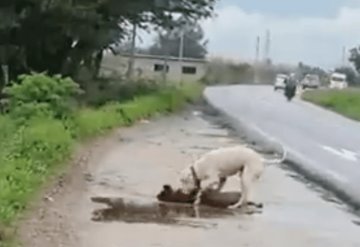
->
[195,145,263,178]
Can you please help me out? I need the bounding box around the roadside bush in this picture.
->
[69,106,126,139]
[71,83,204,140]
[2,73,82,120]
[0,117,73,225]
[202,58,255,85]
[79,77,162,106]
[302,88,360,121]
[0,83,204,235]
[178,82,204,103]
[0,116,17,146]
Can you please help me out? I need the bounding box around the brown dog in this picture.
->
[157,184,263,209]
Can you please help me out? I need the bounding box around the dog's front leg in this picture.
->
[193,189,203,206]
[193,190,203,218]
[193,205,201,218]
[216,177,227,191]
[202,177,222,191]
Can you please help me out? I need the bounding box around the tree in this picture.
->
[349,47,360,73]
[0,0,216,89]
[113,38,150,55]
[297,62,327,80]
[147,18,208,59]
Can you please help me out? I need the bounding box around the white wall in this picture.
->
[101,54,206,83]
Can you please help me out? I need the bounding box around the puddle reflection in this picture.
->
[90,196,255,228]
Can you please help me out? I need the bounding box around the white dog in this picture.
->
[179,145,287,209]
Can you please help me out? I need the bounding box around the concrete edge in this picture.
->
[203,92,360,211]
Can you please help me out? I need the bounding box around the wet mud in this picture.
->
[90,196,240,226]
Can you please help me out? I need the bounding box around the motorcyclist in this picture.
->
[284,73,297,101]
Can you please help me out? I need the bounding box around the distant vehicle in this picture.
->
[274,74,288,91]
[329,72,348,89]
[301,74,320,89]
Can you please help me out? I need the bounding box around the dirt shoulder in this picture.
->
[19,106,360,247]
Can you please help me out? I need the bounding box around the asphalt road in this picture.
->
[205,85,360,208]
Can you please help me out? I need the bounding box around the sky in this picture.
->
[138,0,360,68]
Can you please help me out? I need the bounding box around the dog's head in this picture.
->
[156,184,174,200]
[178,167,198,194]
[157,184,196,203]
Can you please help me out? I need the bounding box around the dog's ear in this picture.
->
[163,184,172,191]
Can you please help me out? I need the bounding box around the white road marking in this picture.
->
[321,145,358,162]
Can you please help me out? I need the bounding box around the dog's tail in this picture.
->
[261,145,287,164]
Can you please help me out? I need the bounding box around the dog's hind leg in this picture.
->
[229,169,253,209]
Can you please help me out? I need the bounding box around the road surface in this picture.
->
[205,85,360,208]
[19,106,360,247]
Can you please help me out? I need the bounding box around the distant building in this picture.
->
[100,53,207,83]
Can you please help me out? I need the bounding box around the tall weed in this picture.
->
[0,83,203,235]
[302,88,360,121]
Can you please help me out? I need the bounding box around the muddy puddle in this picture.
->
[90,195,262,229]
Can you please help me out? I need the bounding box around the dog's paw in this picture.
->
[228,204,241,210]
[248,202,263,209]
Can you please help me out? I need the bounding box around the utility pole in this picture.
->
[126,23,137,79]
[342,46,346,66]
[255,35,260,63]
[179,30,184,61]
[254,35,261,84]
[263,29,271,63]
[162,54,168,84]
[178,30,185,84]
[162,32,169,85]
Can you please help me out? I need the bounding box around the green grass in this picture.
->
[0,83,204,246]
[302,88,360,121]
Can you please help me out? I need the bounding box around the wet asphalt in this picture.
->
[205,85,360,209]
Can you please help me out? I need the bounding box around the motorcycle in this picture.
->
[284,80,297,102]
